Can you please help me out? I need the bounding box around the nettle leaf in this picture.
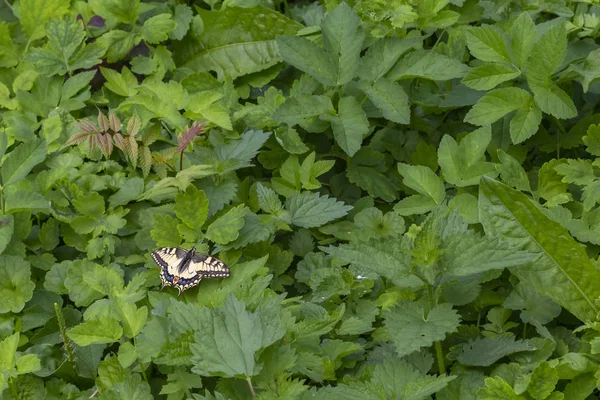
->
[384,301,460,357]
[455,334,536,366]
[190,294,285,378]
[174,186,209,231]
[286,191,352,228]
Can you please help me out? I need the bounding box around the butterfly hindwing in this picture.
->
[151,247,229,295]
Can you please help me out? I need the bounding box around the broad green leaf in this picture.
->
[528,80,577,120]
[140,13,176,44]
[478,376,524,399]
[0,216,13,256]
[170,4,193,40]
[186,91,232,131]
[384,302,460,357]
[39,218,59,251]
[397,163,445,204]
[67,317,123,346]
[275,126,309,154]
[0,332,18,372]
[387,50,468,81]
[322,238,411,285]
[16,354,41,375]
[190,294,285,377]
[272,95,335,127]
[286,191,352,228]
[455,334,535,366]
[174,186,209,231]
[479,177,600,323]
[495,150,531,192]
[509,12,536,69]
[1,138,47,187]
[100,67,139,97]
[583,123,600,156]
[357,36,422,81]
[348,165,397,202]
[464,88,532,126]
[525,23,567,78]
[97,30,140,63]
[108,177,145,207]
[465,25,510,63]
[4,190,51,214]
[276,36,337,86]
[359,78,410,124]
[321,96,369,157]
[0,256,35,313]
[394,194,438,216]
[114,296,147,338]
[510,103,542,144]
[256,183,283,215]
[441,229,538,277]
[20,0,69,40]
[205,205,249,245]
[187,6,302,80]
[438,126,496,187]
[570,49,600,93]
[462,64,520,91]
[321,2,365,85]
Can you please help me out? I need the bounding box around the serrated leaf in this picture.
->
[462,64,520,91]
[174,185,209,230]
[387,50,468,81]
[67,317,123,346]
[140,13,176,44]
[464,88,532,126]
[205,205,249,245]
[286,192,352,228]
[397,163,445,204]
[456,334,536,366]
[321,96,369,157]
[384,302,460,357]
[359,78,410,124]
[1,138,47,187]
[20,0,69,41]
[0,256,35,313]
[465,25,510,63]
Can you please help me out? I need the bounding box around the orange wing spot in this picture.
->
[173,277,179,283]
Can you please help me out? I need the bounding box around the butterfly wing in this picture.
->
[151,247,229,295]
[190,253,230,278]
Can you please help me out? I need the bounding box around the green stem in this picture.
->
[246,376,256,398]
[427,285,446,375]
[54,303,75,363]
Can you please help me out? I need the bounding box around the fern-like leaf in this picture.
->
[108,111,121,133]
[97,111,109,132]
[128,135,139,169]
[127,114,142,137]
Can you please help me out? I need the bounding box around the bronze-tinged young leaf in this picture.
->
[140,145,152,178]
[128,135,139,169]
[108,111,121,133]
[479,177,600,323]
[127,114,142,137]
[97,111,109,132]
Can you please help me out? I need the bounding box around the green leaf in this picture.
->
[583,123,600,156]
[465,25,510,63]
[510,103,542,144]
[509,12,536,69]
[477,376,522,399]
[272,95,335,127]
[174,186,209,231]
[321,96,369,157]
[20,0,69,40]
[114,296,147,339]
[151,214,182,248]
[190,294,285,377]
[357,36,421,81]
[322,237,411,285]
[495,150,531,192]
[4,190,51,214]
[0,332,18,372]
[0,216,13,256]
[384,302,460,357]
[186,6,302,80]
[276,36,337,86]
[461,64,520,91]
[479,177,600,323]
[0,256,35,313]
[528,80,577,120]
[256,183,283,215]
[170,4,193,40]
[108,177,145,207]
[438,126,496,187]
[39,218,59,251]
[358,78,410,124]
[455,334,535,366]
[67,317,123,346]
[387,50,468,81]
[287,191,352,228]
[97,30,140,63]
[205,205,249,245]
[16,354,41,375]
[397,163,445,204]
[100,66,138,97]
[140,13,176,44]
[525,23,567,78]
[1,138,47,187]
[464,88,532,126]
[320,2,365,85]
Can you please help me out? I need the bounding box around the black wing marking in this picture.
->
[189,253,230,278]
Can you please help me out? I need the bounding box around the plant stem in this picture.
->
[435,341,446,375]
[246,376,256,398]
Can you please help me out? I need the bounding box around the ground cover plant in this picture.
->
[3,0,600,398]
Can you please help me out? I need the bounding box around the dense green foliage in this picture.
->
[2,0,600,398]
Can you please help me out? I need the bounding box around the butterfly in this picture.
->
[151,247,230,296]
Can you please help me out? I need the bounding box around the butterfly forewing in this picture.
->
[190,254,230,278]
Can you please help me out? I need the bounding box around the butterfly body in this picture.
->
[151,247,229,295]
